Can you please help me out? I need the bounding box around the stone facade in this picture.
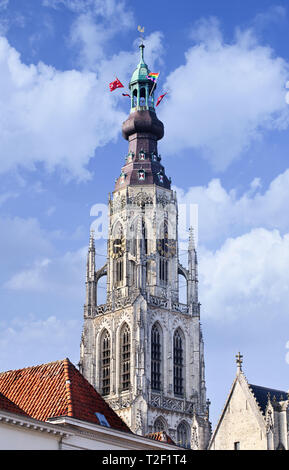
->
[79,43,211,449]
[209,359,288,450]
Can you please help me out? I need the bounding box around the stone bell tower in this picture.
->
[79,43,211,448]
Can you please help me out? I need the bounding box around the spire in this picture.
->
[85,230,96,315]
[139,43,145,65]
[188,226,198,307]
[115,42,171,192]
[89,229,95,251]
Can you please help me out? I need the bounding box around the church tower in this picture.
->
[79,44,211,449]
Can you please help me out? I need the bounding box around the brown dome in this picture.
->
[122,110,164,141]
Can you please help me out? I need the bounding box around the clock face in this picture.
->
[109,237,125,259]
[157,238,176,257]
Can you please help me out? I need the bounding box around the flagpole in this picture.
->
[149,71,160,97]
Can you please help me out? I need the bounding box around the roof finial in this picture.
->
[89,229,95,249]
[189,226,195,251]
[236,352,243,372]
[138,25,145,45]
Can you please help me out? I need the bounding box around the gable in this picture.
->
[0,358,130,433]
[210,375,267,450]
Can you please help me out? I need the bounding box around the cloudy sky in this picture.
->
[0,0,289,427]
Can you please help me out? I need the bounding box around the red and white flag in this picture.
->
[156,92,167,106]
[109,78,124,92]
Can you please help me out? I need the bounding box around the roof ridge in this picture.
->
[249,383,287,394]
[63,358,74,417]
[0,358,67,376]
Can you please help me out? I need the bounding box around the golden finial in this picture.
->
[137,25,145,44]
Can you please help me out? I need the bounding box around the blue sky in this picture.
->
[0,0,289,428]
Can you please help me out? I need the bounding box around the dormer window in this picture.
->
[158,171,164,183]
[126,152,134,163]
[139,150,146,160]
[138,169,145,181]
[95,412,110,427]
[119,172,126,184]
[151,152,157,162]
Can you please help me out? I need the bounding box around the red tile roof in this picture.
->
[0,392,29,416]
[146,431,176,445]
[0,358,130,433]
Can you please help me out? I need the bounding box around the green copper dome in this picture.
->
[130,44,151,85]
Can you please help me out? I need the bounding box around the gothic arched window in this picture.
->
[151,323,162,391]
[142,220,148,254]
[100,330,111,396]
[177,421,190,448]
[154,416,167,433]
[116,258,123,284]
[158,220,169,284]
[174,329,184,397]
[120,323,131,391]
[112,222,124,286]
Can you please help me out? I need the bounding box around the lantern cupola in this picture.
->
[129,44,156,112]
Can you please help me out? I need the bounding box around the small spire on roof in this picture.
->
[189,226,195,251]
[236,352,243,372]
[89,229,95,249]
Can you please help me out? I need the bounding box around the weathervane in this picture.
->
[138,25,145,44]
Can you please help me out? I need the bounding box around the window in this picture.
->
[133,89,137,107]
[142,220,148,254]
[95,412,110,427]
[174,329,184,396]
[151,324,162,391]
[100,330,110,396]
[116,258,123,284]
[113,223,124,286]
[177,422,190,448]
[159,258,168,283]
[154,417,167,433]
[130,260,136,286]
[158,220,169,284]
[138,169,145,181]
[234,442,240,450]
[140,87,146,106]
[120,323,131,391]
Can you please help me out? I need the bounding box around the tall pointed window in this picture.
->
[151,323,162,391]
[100,330,111,396]
[158,220,169,284]
[154,417,167,433]
[174,329,184,396]
[177,422,190,448]
[120,323,131,391]
[111,223,124,286]
[142,220,148,254]
[116,258,123,284]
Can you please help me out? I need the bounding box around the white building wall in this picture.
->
[210,380,267,450]
[0,422,60,450]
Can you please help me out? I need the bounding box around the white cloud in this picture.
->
[199,228,289,321]
[0,28,164,180]
[0,216,54,280]
[175,168,289,246]
[0,0,9,9]
[0,313,81,370]
[160,18,289,170]
[67,0,135,69]
[0,36,125,179]
[0,191,18,205]
[4,246,87,296]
